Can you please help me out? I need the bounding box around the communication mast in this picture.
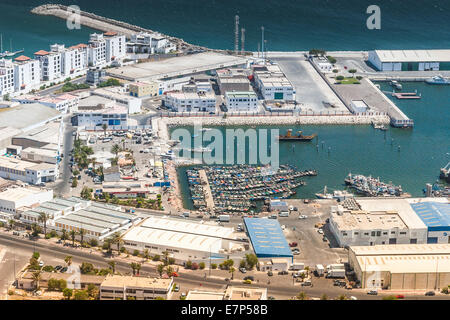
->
[241,28,245,54]
[234,15,240,54]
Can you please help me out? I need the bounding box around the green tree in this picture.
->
[102,123,108,137]
[108,261,116,274]
[199,262,206,270]
[73,290,89,300]
[8,219,15,230]
[79,228,86,246]
[135,263,141,276]
[211,263,217,269]
[297,291,308,300]
[61,229,68,243]
[185,260,193,269]
[229,267,236,280]
[32,270,42,289]
[162,250,169,266]
[63,288,73,300]
[64,256,73,267]
[336,294,348,300]
[89,238,98,247]
[111,144,120,157]
[87,283,99,299]
[80,262,95,274]
[130,262,137,276]
[245,254,258,270]
[157,264,165,277]
[70,230,76,246]
[239,260,246,269]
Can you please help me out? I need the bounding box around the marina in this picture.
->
[186,165,317,214]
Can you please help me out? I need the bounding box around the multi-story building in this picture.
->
[104,32,126,63]
[13,93,79,113]
[34,48,62,81]
[100,275,174,300]
[88,33,107,67]
[127,32,176,55]
[128,81,160,98]
[253,64,295,101]
[60,43,88,76]
[13,56,40,93]
[0,155,58,185]
[164,91,216,113]
[0,59,15,96]
[225,91,258,112]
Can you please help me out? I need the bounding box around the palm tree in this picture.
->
[130,262,137,276]
[102,123,108,137]
[108,261,116,274]
[70,230,76,246]
[111,144,120,157]
[162,250,169,266]
[111,232,124,254]
[32,270,42,290]
[8,219,15,230]
[135,263,141,276]
[64,256,72,267]
[157,264,165,277]
[166,266,174,276]
[61,229,68,244]
[143,249,150,260]
[38,212,49,236]
[229,266,236,280]
[79,228,86,246]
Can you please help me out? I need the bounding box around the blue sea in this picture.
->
[2,0,450,55]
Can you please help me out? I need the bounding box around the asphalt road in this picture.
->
[36,76,87,96]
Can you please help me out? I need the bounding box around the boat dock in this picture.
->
[392,92,421,99]
[198,169,215,211]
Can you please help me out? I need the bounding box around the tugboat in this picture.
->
[425,75,450,85]
[278,129,317,141]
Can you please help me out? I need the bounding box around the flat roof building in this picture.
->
[224,91,258,113]
[100,275,173,300]
[123,216,240,261]
[224,286,268,300]
[0,184,53,215]
[349,244,450,290]
[244,218,293,261]
[368,49,450,71]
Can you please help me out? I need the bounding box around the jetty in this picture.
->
[392,92,421,99]
[31,4,210,53]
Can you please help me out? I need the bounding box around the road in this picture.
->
[36,76,87,96]
[52,114,76,197]
[1,232,447,300]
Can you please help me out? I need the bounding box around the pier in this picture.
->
[198,169,215,211]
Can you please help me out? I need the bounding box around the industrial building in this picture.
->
[224,91,258,112]
[217,68,251,94]
[329,198,450,247]
[252,64,295,101]
[164,91,216,113]
[0,103,62,133]
[0,156,58,185]
[368,49,450,71]
[100,275,173,300]
[0,184,53,215]
[122,216,241,261]
[13,93,79,113]
[243,217,293,262]
[349,244,450,290]
[128,81,161,98]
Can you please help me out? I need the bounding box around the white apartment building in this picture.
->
[13,56,40,93]
[127,32,176,54]
[34,49,62,81]
[225,91,258,112]
[0,185,53,215]
[0,59,15,96]
[88,33,107,67]
[253,64,295,101]
[164,91,216,113]
[55,43,88,76]
[104,32,126,63]
[329,199,429,247]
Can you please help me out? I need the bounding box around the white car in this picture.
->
[350,296,358,300]
[298,215,308,219]
[39,261,44,267]
[317,229,324,234]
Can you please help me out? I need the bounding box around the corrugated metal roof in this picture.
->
[410,201,450,231]
[244,218,292,258]
[374,49,450,63]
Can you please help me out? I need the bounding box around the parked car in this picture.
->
[243,276,254,281]
[425,291,435,296]
[299,215,308,219]
[292,249,300,255]
[322,236,328,242]
[239,268,247,273]
[301,280,312,286]
[170,272,179,277]
[39,261,44,267]
[174,284,180,292]
[367,289,378,295]
[267,271,273,276]
[350,296,358,300]
[268,214,277,219]
[278,271,289,275]
[317,229,324,234]
[243,279,252,284]
[396,294,405,299]
[54,265,62,271]
[289,242,298,247]
[60,267,68,273]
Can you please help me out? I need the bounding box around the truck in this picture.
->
[290,262,305,271]
[326,269,346,279]
[315,264,325,277]
[326,264,345,272]
[218,215,230,222]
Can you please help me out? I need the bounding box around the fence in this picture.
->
[159,111,388,118]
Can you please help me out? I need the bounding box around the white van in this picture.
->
[279,211,289,217]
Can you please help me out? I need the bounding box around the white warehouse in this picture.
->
[224,91,258,112]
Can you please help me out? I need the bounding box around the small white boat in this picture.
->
[425,75,450,85]
[390,80,402,90]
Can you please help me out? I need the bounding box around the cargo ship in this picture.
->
[278,129,317,141]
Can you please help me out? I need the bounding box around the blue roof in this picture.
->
[244,218,293,259]
[410,202,450,231]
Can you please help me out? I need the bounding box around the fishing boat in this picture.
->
[0,35,24,58]
[372,122,388,131]
[278,129,317,141]
[390,80,402,90]
[315,186,354,201]
[345,173,408,197]
[425,75,450,85]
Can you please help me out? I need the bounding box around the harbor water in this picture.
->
[175,81,450,210]
[3,0,450,54]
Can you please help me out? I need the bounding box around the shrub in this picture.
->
[32,252,40,260]
[42,265,54,272]
[73,290,89,300]
[191,263,199,270]
[441,287,449,294]
[336,75,344,81]
[185,260,193,269]
[152,254,160,261]
[168,257,175,265]
[356,76,363,80]
[199,262,205,270]
[326,56,337,64]
[89,239,98,247]
[132,250,140,256]
[80,262,95,274]
[211,263,217,269]
[332,69,339,73]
